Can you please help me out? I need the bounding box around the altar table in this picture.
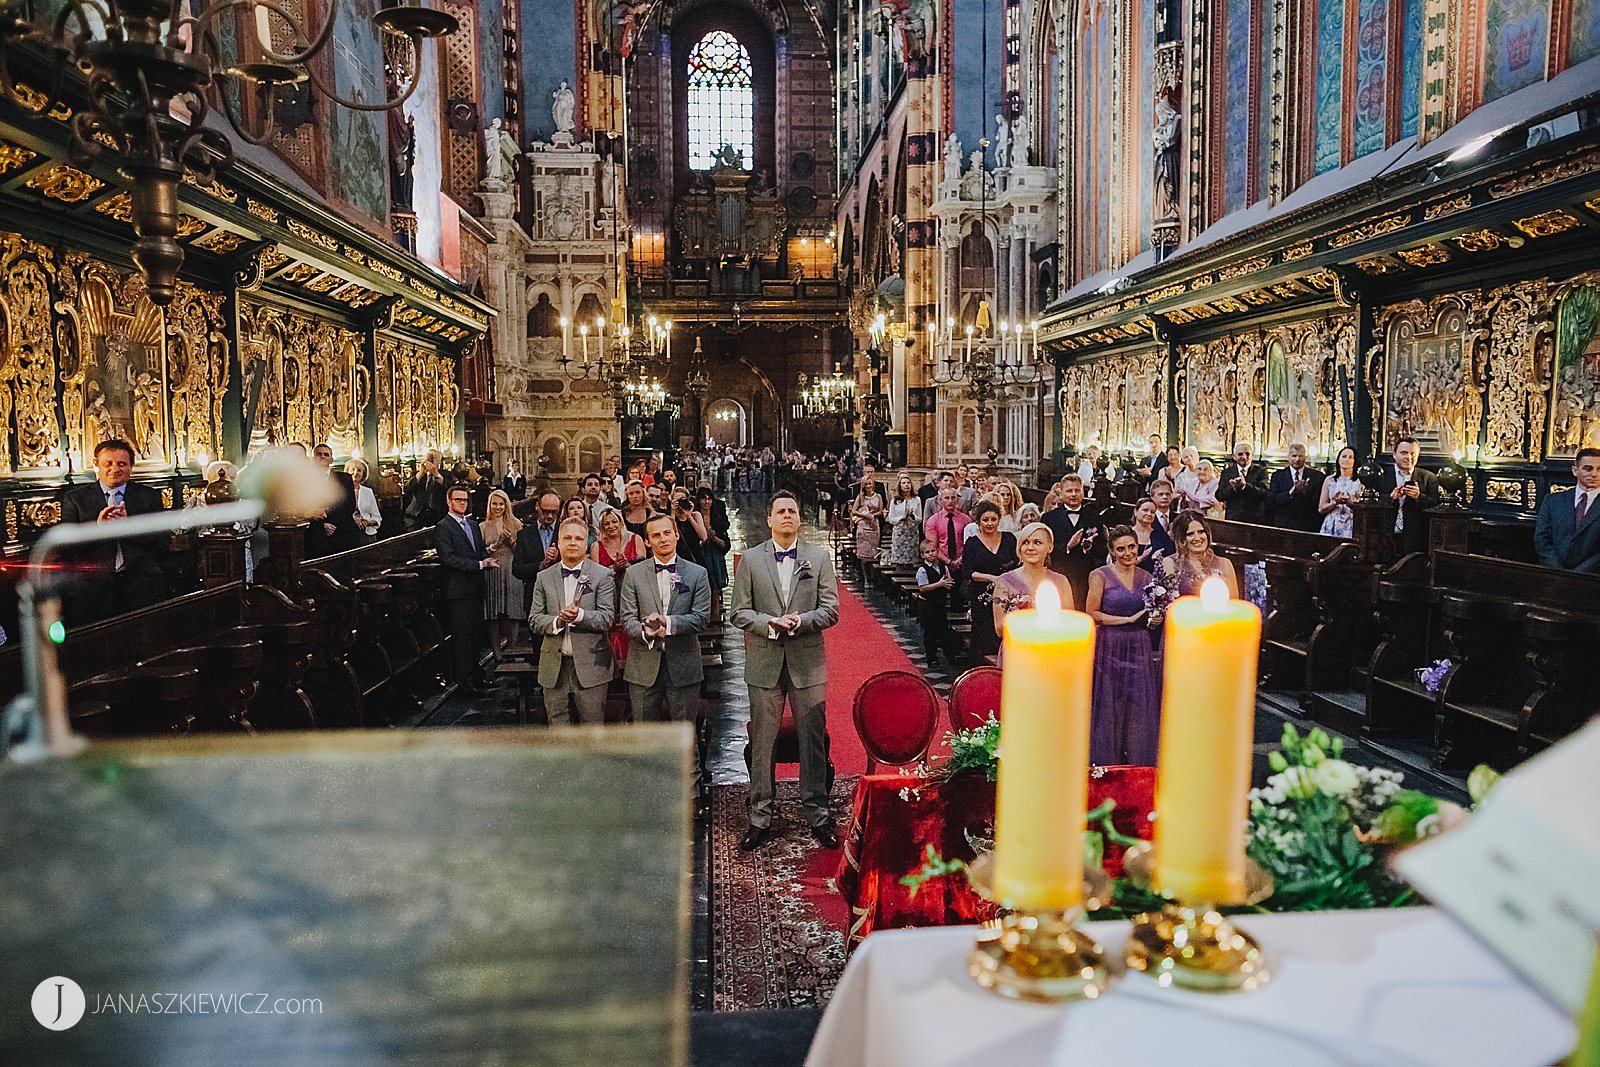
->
[806,907,1575,1066]
[835,767,1156,949]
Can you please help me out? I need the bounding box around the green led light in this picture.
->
[47,620,65,645]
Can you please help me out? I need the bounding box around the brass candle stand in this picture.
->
[965,853,1118,1003]
[1121,843,1275,993]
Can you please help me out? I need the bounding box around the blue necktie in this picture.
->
[561,567,582,579]
[655,562,675,573]
[460,519,475,548]
[774,547,796,562]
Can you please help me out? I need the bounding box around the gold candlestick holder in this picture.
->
[964,852,1118,1003]
[1120,843,1275,993]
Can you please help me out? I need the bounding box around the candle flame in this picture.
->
[1036,581,1061,626]
[1199,576,1229,612]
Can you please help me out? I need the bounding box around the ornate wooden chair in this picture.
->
[946,665,1002,734]
[852,669,942,774]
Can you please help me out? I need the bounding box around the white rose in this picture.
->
[1275,767,1316,800]
[1311,759,1360,797]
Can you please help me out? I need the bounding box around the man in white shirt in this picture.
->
[530,517,615,724]
[1535,447,1600,572]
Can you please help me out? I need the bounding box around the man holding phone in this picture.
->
[61,438,169,624]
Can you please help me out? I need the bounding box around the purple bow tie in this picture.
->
[774,547,796,562]
[655,562,675,573]
[561,567,583,579]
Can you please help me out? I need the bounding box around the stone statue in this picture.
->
[712,143,745,169]
[960,148,989,199]
[994,114,1011,169]
[942,134,962,187]
[552,81,576,135]
[1152,90,1181,220]
[483,118,518,187]
[1013,110,1031,168]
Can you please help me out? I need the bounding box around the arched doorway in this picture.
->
[705,397,747,447]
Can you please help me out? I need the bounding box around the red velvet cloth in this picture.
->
[834,766,1157,949]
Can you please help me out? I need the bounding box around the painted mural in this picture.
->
[1401,0,1423,138]
[1313,0,1344,174]
[329,0,389,223]
[1221,0,1251,215]
[1550,283,1600,456]
[1353,0,1389,159]
[1482,0,1550,103]
[1571,0,1600,65]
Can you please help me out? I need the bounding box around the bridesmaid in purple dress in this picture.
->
[1086,525,1163,766]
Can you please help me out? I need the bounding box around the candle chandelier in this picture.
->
[557,308,675,420]
[795,365,854,418]
[0,0,456,305]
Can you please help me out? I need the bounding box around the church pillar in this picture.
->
[1010,232,1026,323]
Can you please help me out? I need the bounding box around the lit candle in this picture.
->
[254,1,272,50]
[580,324,590,363]
[927,320,937,363]
[560,316,570,360]
[993,583,1096,910]
[965,324,974,362]
[1154,576,1262,903]
[597,316,605,355]
[1031,320,1039,363]
[664,321,672,363]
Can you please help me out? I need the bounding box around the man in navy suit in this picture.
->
[306,443,362,557]
[1268,443,1327,531]
[1535,447,1600,573]
[60,438,169,624]
[435,484,497,693]
[1378,436,1440,558]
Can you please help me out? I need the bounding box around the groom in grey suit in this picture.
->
[731,490,840,851]
[621,513,712,789]
[529,517,616,724]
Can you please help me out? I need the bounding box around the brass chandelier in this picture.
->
[0,0,455,304]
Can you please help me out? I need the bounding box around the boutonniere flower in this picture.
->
[796,559,814,580]
[669,573,683,589]
[575,575,593,595]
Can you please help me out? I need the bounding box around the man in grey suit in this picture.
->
[621,513,712,791]
[529,516,616,724]
[730,490,841,852]
[1535,447,1600,573]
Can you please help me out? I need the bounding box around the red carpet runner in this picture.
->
[775,577,916,780]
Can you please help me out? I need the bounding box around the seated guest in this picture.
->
[914,538,956,666]
[435,484,496,694]
[991,523,1073,648]
[1217,442,1269,524]
[1268,443,1326,531]
[1189,459,1223,518]
[1318,446,1363,537]
[1534,447,1600,572]
[529,517,615,725]
[60,438,169,624]
[1087,526,1161,766]
[1160,511,1240,598]
[1042,473,1102,611]
[961,501,1018,664]
[1379,436,1440,557]
[1131,496,1174,570]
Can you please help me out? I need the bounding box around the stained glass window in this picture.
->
[687,30,754,170]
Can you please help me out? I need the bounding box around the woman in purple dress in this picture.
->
[1086,525,1163,766]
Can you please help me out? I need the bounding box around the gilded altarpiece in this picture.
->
[56,255,169,467]
[1481,281,1553,462]
[238,301,368,454]
[1376,297,1480,457]
[0,234,62,474]
[1180,335,1265,454]
[166,284,230,463]
[1263,317,1355,457]
[1549,278,1600,457]
[1057,349,1166,450]
[375,335,458,456]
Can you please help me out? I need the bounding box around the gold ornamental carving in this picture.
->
[1218,256,1272,282]
[180,173,238,203]
[285,218,338,251]
[166,283,229,462]
[193,229,246,254]
[1488,149,1600,200]
[1422,194,1473,222]
[0,142,37,175]
[1396,244,1451,268]
[1328,213,1411,250]
[25,165,105,204]
[4,500,15,542]
[1481,280,1553,461]
[19,500,61,528]
[258,246,292,272]
[239,300,368,454]
[1357,256,1401,275]
[1180,335,1266,454]
[1056,348,1165,453]
[1511,211,1580,239]
[376,335,460,456]
[1282,242,1313,262]
[0,233,64,474]
[9,82,71,120]
[247,199,280,223]
[1484,479,1524,505]
[1375,295,1482,456]
[1453,229,1506,253]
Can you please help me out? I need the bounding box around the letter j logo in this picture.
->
[31,976,86,1030]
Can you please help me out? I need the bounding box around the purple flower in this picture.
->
[1415,659,1452,693]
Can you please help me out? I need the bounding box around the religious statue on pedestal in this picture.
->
[483,118,519,189]
[994,114,1011,169]
[1152,88,1181,222]
[943,134,962,188]
[552,81,576,137]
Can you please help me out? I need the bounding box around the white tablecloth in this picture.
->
[806,908,1574,1067]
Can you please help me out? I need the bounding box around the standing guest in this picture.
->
[991,523,1073,645]
[953,463,978,512]
[1318,446,1363,538]
[512,491,562,615]
[60,438,169,624]
[1534,447,1600,572]
[886,471,924,566]
[923,486,972,568]
[602,455,624,502]
[671,488,708,565]
[562,497,597,547]
[403,450,447,531]
[1380,436,1440,557]
[435,484,496,694]
[1042,473,1101,610]
[591,506,645,667]
[1130,496,1172,570]
[731,491,841,851]
[306,443,361,557]
[660,467,679,498]
[580,473,608,528]
[1087,526,1162,766]
[1171,447,1201,507]
[991,480,1022,533]
[1148,477,1180,542]
[914,538,956,666]
[1076,446,1103,488]
[642,454,661,486]
[621,479,652,540]
[529,517,615,725]
[1017,502,1042,528]
[501,460,527,501]
[1161,512,1240,598]
[962,501,1019,664]
[646,482,666,513]
[830,458,854,520]
[1141,435,1166,479]
[345,459,382,538]
[623,514,712,792]
[1217,442,1270,524]
[480,489,525,657]
[1269,443,1326,531]
[696,486,732,625]
[1190,459,1223,518]
[858,462,888,506]
[851,471,884,565]
[917,470,946,506]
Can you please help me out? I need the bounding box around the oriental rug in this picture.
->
[710,777,856,1012]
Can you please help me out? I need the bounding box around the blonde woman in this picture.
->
[481,488,525,656]
[886,470,924,566]
[590,506,644,666]
[991,479,1022,533]
[1172,447,1201,506]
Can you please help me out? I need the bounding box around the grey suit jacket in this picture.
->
[730,539,839,690]
[529,558,616,689]
[1534,487,1600,573]
[620,556,711,688]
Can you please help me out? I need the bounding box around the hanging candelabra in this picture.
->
[0,0,456,304]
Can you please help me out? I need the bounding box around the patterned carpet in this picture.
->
[710,777,855,1012]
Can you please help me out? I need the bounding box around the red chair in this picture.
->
[853,670,942,774]
[947,665,1002,733]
